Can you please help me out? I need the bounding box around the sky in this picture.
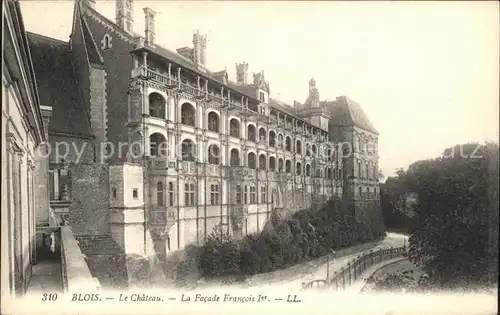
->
[20,1,499,179]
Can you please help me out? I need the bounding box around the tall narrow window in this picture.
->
[250,186,256,203]
[168,182,175,206]
[112,188,117,198]
[358,160,362,178]
[184,183,195,206]
[157,182,164,206]
[210,184,219,205]
[236,185,242,204]
[133,189,138,199]
[260,186,267,203]
[366,162,369,179]
[244,186,248,204]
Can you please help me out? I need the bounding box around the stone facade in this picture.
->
[2,0,52,298]
[23,0,382,288]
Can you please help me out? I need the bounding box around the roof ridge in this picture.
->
[26,31,69,47]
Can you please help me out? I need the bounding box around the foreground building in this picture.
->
[25,0,382,287]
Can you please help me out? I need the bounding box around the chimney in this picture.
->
[236,62,249,85]
[143,7,156,46]
[192,30,207,68]
[116,0,134,35]
[82,0,96,9]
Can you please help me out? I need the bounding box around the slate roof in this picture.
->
[27,32,93,137]
[326,96,378,134]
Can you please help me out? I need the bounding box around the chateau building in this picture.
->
[2,0,52,297]
[24,0,381,284]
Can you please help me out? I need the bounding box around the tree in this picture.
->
[406,143,499,290]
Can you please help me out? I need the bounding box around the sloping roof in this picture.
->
[327,96,378,134]
[27,32,93,137]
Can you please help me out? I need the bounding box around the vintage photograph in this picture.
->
[1,0,498,314]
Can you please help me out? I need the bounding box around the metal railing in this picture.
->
[302,246,407,291]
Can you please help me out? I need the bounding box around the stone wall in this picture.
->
[69,163,109,235]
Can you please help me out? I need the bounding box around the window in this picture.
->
[365,162,369,179]
[355,137,360,152]
[168,182,175,206]
[149,133,167,156]
[157,182,164,206]
[259,154,267,171]
[250,186,256,204]
[278,159,284,172]
[247,152,256,169]
[133,189,138,199]
[210,184,219,205]
[296,140,302,154]
[236,185,242,204]
[358,160,362,178]
[244,186,248,204]
[359,187,362,198]
[260,186,267,203]
[269,131,276,147]
[285,160,291,173]
[306,144,311,157]
[112,188,117,198]
[229,119,240,137]
[181,103,196,126]
[149,93,166,119]
[208,145,220,165]
[278,134,284,148]
[296,162,302,175]
[101,34,112,50]
[230,149,240,166]
[184,183,195,206]
[269,157,276,171]
[207,112,219,132]
[285,137,292,151]
[247,125,256,142]
[305,164,311,176]
[181,139,196,161]
[259,128,266,143]
[259,91,265,102]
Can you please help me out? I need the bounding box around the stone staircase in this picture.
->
[75,235,129,289]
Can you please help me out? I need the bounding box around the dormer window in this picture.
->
[259,91,265,102]
[101,34,112,50]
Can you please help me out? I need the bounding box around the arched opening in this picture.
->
[149,93,166,119]
[247,152,256,169]
[306,144,311,156]
[149,133,167,156]
[269,156,276,171]
[285,160,291,173]
[327,149,332,161]
[285,137,292,151]
[278,134,284,148]
[296,162,302,175]
[328,168,333,179]
[259,128,266,143]
[156,181,164,206]
[230,149,240,166]
[181,139,196,161]
[259,154,267,171]
[181,103,196,126]
[269,131,276,147]
[247,124,256,142]
[296,140,302,154]
[278,158,284,172]
[229,119,240,138]
[305,164,311,176]
[312,144,317,156]
[207,112,219,132]
[208,144,220,165]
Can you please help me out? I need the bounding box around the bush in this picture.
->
[170,198,385,282]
